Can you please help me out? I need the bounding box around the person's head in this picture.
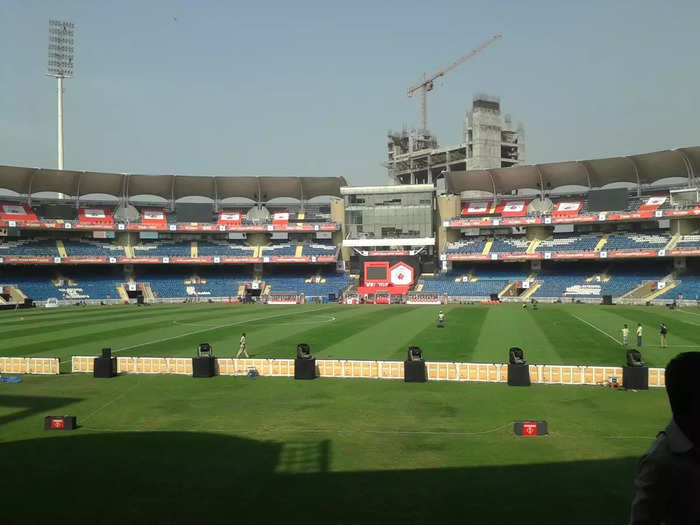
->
[624,324,628,328]
[638,323,641,327]
[665,352,700,440]
[242,332,246,337]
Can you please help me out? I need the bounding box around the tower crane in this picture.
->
[407,34,502,132]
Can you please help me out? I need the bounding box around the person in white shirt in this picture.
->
[236,333,249,358]
[636,323,643,347]
[629,352,700,524]
[621,324,630,347]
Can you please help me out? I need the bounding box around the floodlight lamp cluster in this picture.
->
[48,20,75,77]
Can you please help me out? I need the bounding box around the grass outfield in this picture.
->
[1,303,698,524]
[0,302,699,368]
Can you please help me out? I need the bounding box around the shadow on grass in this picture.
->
[0,395,83,426]
[0,430,637,525]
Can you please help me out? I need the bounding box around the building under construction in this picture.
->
[387,95,525,186]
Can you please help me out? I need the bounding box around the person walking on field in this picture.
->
[236,332,249,358]
[636,323,643,347]
[621,324,630,347]
[660,323,668,348]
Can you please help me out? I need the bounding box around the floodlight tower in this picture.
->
[47,20,75,171]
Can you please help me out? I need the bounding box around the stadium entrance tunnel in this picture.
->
[0,430,639,524]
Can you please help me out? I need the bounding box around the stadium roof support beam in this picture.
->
[675,149,695,186]
[534,165,545,198]
[485,169,497,196]
[577,161,593,188]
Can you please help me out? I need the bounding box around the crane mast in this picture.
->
[407,34,502,131]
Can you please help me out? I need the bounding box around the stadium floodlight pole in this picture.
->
[47,20,75,172]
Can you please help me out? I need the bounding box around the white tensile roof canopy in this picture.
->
[445,147,700,195]
[0,166,347,202]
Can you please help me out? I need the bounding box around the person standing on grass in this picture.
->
[236,332,249,358]
[621,324,630,347]
[660,323,668,348]
[636,323,643,347]
[629,352,700,524]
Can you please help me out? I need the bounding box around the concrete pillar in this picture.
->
[330,198,351,262]
[436,195,462,254]
[526,226,553,241]
[670,218,699,235]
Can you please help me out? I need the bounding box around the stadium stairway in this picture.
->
[56,240,67,257]
[646,281,679,300]
[621,271,676,300]
[9,286,27,302]
[191,241,198,258]
[594,234,609,252]
[482,238,493,255]
[521,281,541,299]
[664,233,682,251]
[116,284,129,301]
[526,239,541,253]
[142,284,155,302]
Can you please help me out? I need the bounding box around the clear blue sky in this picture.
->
[1,0,698,185]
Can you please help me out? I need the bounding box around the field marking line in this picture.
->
[679,310,700,317]
[81,422,513,437]
[59,306,333,363]
[570,314,621,344]
[81,378,144,423]
[173,315,336,328]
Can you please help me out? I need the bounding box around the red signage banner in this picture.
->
[171,257,213,263]
[269,256,311,263]
[368,250,408,256]
[669,248,700,256]
[500,217,542,226]
[62,257,108,264]
[606,211,654,221]
[4,256,53,263]
[608,250,657,258]
[551,251,599,259]
[219,256,263,263]
[118,257,162,264]
[552,215,596,224]
[447,254,489,261]
[499,253,542,260]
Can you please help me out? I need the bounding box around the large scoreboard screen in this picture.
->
[365,265,388,281]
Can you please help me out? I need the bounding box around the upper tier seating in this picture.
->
[62,240,124,256]
[490,237,529,253]
[302,242,337,257]
[536,233,601,253]
[445,238,487,254]
[604,230,669,251]
[0,239,59,257]
[133,242,191,257]
[197,241,254,257]
[675,235,700,249]
[261,243,296,257]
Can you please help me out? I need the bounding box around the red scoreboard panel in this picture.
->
[364,261,390,284]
